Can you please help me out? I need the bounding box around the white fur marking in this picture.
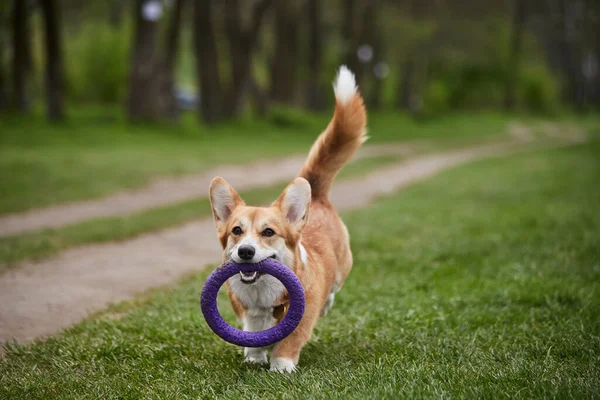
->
[242,314,273,364]
[341,221,350,239]
[299,242,308,266]
[321,293,335,317]
[228,273,285,309]
[333,65,357,106]
[270,357,296,373]
[244,349,268,364]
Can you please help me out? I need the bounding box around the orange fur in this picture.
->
[299,90,367,199]
[208,67,367,372]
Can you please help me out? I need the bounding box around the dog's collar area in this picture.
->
[272,303,288,320]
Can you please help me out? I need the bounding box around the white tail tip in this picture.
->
[333,65,357,106]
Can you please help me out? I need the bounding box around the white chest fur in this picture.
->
[228,274,286,310]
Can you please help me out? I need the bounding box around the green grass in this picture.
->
[0,155,400,268]
[2,139,599,398]
[0,107,515,215]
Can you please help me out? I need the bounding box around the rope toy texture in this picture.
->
[200,258,306,347]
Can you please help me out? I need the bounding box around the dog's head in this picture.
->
[209,177,311,284]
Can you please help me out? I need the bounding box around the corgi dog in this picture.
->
[208,66,367,373]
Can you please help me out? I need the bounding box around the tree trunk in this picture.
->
[222,0,272,117]
[397,56,417,113]
[127,0,161,121]
[40,0,65,121]
[504,0,526,110]
[0,4,10,111]
[108,0,127,28]
[248,75,270,117]
[223,0,249,116]
[342,0,358,73]
[193,0,222,124]
[0,33,5,111]
[161,0,184,119]
[592,41,600,108]
[363,0,381,108]
[11,0,29,111]
[558,0,585,110]
[306,0,324,111]
[269,1,298,105]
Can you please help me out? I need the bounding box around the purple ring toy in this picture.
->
[200,258,306,348]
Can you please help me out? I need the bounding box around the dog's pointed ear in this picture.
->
[273,177,311,231]
[209,177,245,230]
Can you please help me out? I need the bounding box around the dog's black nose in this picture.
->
[238,245,255,261]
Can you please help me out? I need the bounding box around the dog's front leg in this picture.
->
[270,297,320,373]
[242,311,275,364]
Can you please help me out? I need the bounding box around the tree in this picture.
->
[0,2,10,111]
[222,0,273,117]
[394,0,430,113]
[530,0,594,109]
[0,33,5,111]
[192,0,272,122]
[306,0,325,111]
[342,0,359,76]
[556,0,587,110]
[11,0,29,112]
[362,0,382,108]
[108,0,127,28]
[193,0,222,124]
[40,0,65,120]
[397,55,418,112]
[269,1,299,105]
[342,0,382,98]
[504,0,526,110]
[162,0,184,119]
[128,0,160,120]
[128,0,183,121]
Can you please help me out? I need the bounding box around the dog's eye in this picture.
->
[232,226,243,235]
[262,228,275,237]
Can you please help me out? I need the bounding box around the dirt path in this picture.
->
[0,136,583,351]
[0,144,414,238]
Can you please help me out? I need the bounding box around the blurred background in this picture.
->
[0,0,599,219]
[1,0,599,123]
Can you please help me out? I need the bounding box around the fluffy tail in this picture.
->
[299,66,367,200]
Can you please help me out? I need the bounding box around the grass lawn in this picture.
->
[0,155,399,268]
[1,138,599,398]
[0,107,514,215]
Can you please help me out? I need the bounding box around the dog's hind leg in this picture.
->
[321,280,343,317]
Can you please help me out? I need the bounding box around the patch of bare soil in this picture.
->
[0,145,414,238]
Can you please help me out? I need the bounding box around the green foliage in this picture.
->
[66,24,130,103]
[416,24,563,115]
[427,61,505,111]
[422,58,562,114]
[268,105,328,129]
[1,143,599,398]
[421,79,451,116]
[520,65,561,113]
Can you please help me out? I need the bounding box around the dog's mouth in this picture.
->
[237,255,276,284]
[239,271,263,284]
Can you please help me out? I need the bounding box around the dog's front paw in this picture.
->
[270,357,296,373]
[244,351,268,365]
